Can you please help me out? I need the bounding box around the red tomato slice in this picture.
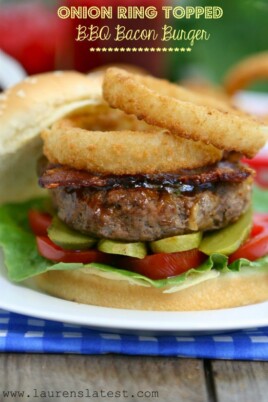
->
[36,236,112,265]
[29,210,52,236]
[117,249,207,280]
[229,215,268,263]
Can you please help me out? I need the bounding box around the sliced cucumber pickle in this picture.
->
[199,208,253,256]
[48,216,97,250]
[150,232,202,254]
[98,239,147,259]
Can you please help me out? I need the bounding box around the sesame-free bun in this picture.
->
[0,71,103,203]
[35,268,268,311]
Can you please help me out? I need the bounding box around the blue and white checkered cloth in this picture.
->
[1,309,268,360]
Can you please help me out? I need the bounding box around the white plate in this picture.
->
[1,253,267,335]
[0,50,26,89]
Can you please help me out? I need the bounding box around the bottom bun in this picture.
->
[35,268,268,311]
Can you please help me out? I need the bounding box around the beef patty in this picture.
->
[39,161,253,242]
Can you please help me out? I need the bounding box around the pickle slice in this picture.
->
[48,216,96,250]
[150,232,202,254]
[98,239,147,259]
[199,208,252,256]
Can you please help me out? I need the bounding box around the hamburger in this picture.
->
[0,69,268,311]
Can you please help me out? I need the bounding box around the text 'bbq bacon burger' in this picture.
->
[0,68,268,311]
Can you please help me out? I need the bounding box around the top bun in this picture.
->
[0,71,103,203]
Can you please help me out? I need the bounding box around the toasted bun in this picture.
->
[35,269,268,311]
[0,71,103,203]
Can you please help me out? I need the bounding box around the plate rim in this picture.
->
[1,256,267,334]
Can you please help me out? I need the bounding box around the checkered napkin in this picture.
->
[1,309,268,360]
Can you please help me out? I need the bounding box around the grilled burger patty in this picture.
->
[40,161,253,242]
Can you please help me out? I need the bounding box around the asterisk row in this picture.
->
[89,47,192,53]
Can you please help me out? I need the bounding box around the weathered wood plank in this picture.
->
[0,355,208,402]
[211,360,268,402]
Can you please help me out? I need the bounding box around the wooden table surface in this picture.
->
[0,355,267,402]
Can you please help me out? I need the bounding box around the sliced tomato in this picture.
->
[28,210,52,236]
[117,249,207,280]
[36,236,112,265]
[229,215,268,263]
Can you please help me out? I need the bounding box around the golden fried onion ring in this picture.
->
[224,52,268,95]
[180,78,230,103]
[103,68,268,158]
[67,103,153,132]
[42,113,223,174]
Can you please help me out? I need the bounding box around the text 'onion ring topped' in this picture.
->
[103,68,268,158]
[42,112,223,175]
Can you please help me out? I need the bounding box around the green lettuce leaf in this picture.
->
[0,189,268,292]
[0,198,54,282]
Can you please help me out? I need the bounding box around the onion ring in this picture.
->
[224,52,268,95]
[42,115,223,174]
[103,68,268,158]
[90,62,148,77]
[67,103,153,132]
[180,78,230,103]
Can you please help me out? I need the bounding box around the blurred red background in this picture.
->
[0,0,165,76]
